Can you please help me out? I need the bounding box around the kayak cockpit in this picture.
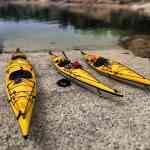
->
[56,58,82,69]
[57,59,71,67]
[93,57,109,67]
[9,70,32,81]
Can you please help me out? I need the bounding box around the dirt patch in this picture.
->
[120,35,150,58]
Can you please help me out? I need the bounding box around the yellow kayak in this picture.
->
[5,49,37,138]
[49,51,123,97]
[81,51,150,87]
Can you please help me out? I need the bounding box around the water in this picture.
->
[0,4,128,52]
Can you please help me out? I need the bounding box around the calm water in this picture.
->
[0,4,127,52]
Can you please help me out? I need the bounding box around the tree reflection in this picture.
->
[0,4,150,33]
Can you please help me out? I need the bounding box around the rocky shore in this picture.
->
[49,0,150,18]
[119,35,150,58]
[3,0,150,19]
[0,49,150,150]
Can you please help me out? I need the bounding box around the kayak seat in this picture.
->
[72,61,81,69]
[89,55,97,63]
[9,70,32,81]
[58,59,71,67]
[94,57,109,67]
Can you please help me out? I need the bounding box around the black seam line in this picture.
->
[8,84,35,112]
[24,82,35,114]
[9,90,33,95]
[9,96,33,115]
[7,80,35,92]
[16,111,25,120]
[94,66,145,80]
[7,85,33,92]
[9,97,33,109]
[7,83,34,92]
[9,95,34,101]
[87,58,146,79]
[8,87,34,95]
[89,63,150,87]
[7,66,32,73]
[7,79,34,88]
[63,71,123,97]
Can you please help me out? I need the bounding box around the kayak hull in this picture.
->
[95,69,149,88]
[81,52,150,87]
[63,73,121,98]
[5,51,37,138]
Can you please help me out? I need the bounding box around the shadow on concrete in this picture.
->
[29,73,57,149]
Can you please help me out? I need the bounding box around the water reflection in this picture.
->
[0,4,111,31]
[0,4,129,51]
[0,4,150,33]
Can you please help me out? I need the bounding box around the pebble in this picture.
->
[0,49,150,150]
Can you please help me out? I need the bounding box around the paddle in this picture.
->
[62,51,69,60]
